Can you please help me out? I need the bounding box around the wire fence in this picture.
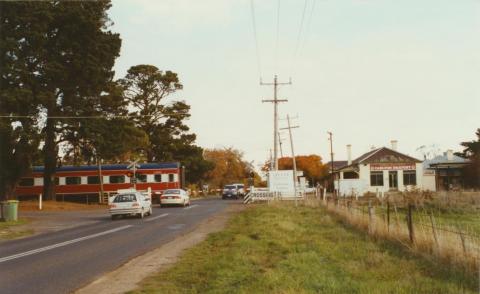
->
[319,196,480,275]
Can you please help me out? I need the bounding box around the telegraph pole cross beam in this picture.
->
[261,75,292,171]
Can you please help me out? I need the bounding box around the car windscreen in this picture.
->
[164,189,180,194]
[113,194,137,203]
[224,185,235,189]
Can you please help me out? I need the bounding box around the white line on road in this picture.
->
[0,225,132,264]
[145,213,169,222]
[184,204,198,210]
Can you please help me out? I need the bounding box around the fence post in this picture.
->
[407,204,415,244]
[387,200,390,233]
[456,224,467,256]
[429,213,439,250]
[368,200,375,235]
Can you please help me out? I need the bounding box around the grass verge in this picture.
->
[0,218,34,240]
[132,203,477,293]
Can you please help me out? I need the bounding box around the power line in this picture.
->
[274,0,281,74]
[0,113,189,119]
[289,0,309,76]
[249,0,263,79]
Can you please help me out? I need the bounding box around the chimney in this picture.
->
[447,149,453,161]
[347,144,352,165]
[391,140,398,151]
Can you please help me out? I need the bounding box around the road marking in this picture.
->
[0,225,132,264]
[145,213,169,222]
[184,204,198,210]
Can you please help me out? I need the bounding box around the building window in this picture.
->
[65,176,81,185]
[343,171,359,179]
[154,174,162,183]
[87,176,100,184]
[370,172,383,186]
[109,175,125,184]
[135,174,147,183]
[19,178,34,186]
[168,174,175,182]
[403,171,416,186]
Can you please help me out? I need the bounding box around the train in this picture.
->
[14,162,182,203]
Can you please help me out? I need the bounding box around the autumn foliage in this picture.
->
[203,148,257,188]
[276,155,329,186]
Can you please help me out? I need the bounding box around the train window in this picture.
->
[109,175,125,184]
[154,174,162,183]
[19,178,34,186]
[87,176,100,184]
[135,174,147,183]
[65,176,81,185]
[169,174,175,182]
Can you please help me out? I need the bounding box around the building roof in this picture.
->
[337,147,421,172]
[326,161,349,172]
[423,153,470,169]
[32,162,180,173]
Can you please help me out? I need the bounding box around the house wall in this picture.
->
[337,162,424,196]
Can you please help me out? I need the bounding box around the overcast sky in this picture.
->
[109,0,480,168]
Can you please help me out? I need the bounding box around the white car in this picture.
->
[109,191,152,220]
[160,189,190,207]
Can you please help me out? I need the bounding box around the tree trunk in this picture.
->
[43,117,57,201]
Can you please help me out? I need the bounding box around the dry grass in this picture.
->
[317,197,480,279]
[19,200,105,211]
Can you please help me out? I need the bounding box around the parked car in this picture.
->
[222,184,245,199]
[109,190,152,220]
[160,189,190,207]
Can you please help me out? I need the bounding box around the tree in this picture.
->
[120,64,186,162]
[25,1,122,200]
[275,154,329,186]
[0,2,45,200]
[203,148,254,188]
[457,129,480,188]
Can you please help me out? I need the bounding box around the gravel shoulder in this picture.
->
[76,202,245,294]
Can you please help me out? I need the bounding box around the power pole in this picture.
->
[262,75,291,170]
[327,131,334,196]
[281,114,299,206]
[278,131,284,158]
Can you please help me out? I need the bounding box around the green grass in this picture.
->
[0,218,34,240]
[133,204,477,294]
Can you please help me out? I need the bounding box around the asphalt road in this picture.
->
[0,198,232,294]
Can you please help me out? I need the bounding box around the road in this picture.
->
[0,198,232,294]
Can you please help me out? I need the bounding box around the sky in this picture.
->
[109,0,480,169]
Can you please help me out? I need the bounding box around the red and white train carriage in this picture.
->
[15,162,182,203]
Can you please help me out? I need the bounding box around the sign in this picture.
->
[268,170,294,194]
[370,163,415,171]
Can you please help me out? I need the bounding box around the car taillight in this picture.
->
[132,203,140,207]
[161,196,167,199]
[109,204,116,208]
[174,196,181,199]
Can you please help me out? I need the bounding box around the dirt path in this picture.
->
[75,203,246,294]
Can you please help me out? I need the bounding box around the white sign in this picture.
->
[268,170,295,194]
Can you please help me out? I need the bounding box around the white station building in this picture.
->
[334,141,423,196]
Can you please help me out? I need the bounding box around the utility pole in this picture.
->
[281,114,299,206]
[262,75,291,170]
[278,131,284,158]
[328,131,334,197]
